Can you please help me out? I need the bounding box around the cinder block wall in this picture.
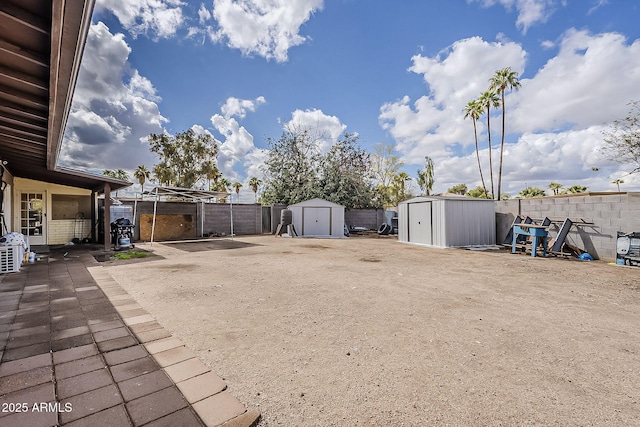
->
[344,209,386,230]
[203,203,261,235]
[495,192,640,261]
[123,201,261,240]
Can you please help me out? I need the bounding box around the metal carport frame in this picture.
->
[143,186,232,244]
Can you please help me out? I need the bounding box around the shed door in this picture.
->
[303,207,331,236]
[409,202,431,244]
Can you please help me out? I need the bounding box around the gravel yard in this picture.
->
[104,235,640,426]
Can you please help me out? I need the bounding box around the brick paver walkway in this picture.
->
[0,250,259,427]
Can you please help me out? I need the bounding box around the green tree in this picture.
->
[103,169,129,197]
[602,100,640,175]
[248,177,262,203]
[215,177,231,203]
[201,160,220,192]
[448,184,468,195]
[217,177,231,192]
[103,168,129,181]
[490,67,521,201]
[479,90,500,199]
[464,99,488,197]
[370,142,404,207]
[147,129,218,189]
[565,185,587,194]
[466,185,490,199]
[417,156,435,196]
[548,182,563,196]
[612,178,624,192]
[390,172,412,206]
[318,133,377,209]
[133,165,150,194]
[261,129,321,205]
[232,182,242,202]
[518,186,546,198]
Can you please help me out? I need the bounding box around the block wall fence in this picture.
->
[495,192,640,261]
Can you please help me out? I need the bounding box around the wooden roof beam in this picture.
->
[0,3,49,35]
[0,38,49,69]
[0,64,48,92]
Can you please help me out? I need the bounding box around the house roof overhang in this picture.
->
[0,0,130,193]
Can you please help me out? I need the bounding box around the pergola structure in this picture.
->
[0,1,131,249]
[143,186,233,244]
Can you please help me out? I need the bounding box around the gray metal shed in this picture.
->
[397,196,496,247]
[288,198,345,238]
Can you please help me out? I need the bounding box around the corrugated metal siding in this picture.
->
[398,197,496,247]
[398,202,408,242]
[443,200,495,246]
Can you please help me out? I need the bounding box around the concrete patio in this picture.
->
[0,249,259,427]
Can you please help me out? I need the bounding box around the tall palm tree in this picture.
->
[392,172,412,205]
[548,182,563,196]
[134,165,150,194]
[464,99,488,198]
[479,89,500,199]
[490,67,521,201]
[612,178,624,192]
[416,156,435,195]
[201,160,219,191]
[217,177,231,192]
[248,177,262,203]
[232,182,242,202]
[216,177,231,203]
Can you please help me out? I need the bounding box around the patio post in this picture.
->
[151,187,158,245]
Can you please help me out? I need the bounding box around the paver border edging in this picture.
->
[86,264,261,427]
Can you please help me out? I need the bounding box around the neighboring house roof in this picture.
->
[0,0,130,192]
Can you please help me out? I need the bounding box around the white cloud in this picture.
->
[510,29,640,133]
[588,0,608,15]
[209,96,267,182]
[285,108,347,152]
[380,30,640,194]
[467,0,559,34]
[380,36,525,163]
[221,96,266,119]
[202,0,324,62]
[60,22,168,173]
[95,0,185,38]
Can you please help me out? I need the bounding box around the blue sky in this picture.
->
[60,0,640,200]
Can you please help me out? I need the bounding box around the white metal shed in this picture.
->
[288,198,345,238]
[398,196,495,247]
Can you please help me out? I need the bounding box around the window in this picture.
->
[51,195,91,220]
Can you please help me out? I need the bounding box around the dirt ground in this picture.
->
[104,235,640,426]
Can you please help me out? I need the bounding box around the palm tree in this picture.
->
[103,169,129,197]
[548,182,563,196]
[479,89,500,199]
[134,165,150,194]
[518,186,545,198]
[201,160,220,192]
[391,172,412,205]
[490,68,521,201]
[566,185,587,194]
[612,178,624,192]
[215,177,231,202]
[416,156,435,195]
[248,177,262,203]
[232,182,242,202]
[464,99,488,198]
